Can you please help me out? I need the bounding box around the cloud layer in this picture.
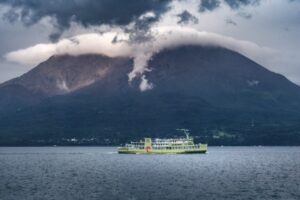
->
[5,26,276,90]
[199,0,260,12]
[0,0,171,41]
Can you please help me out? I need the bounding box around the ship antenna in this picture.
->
[176,128,190,139]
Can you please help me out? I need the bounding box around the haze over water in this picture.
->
[1,147,300,200]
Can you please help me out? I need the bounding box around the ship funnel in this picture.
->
[144,138,152,153]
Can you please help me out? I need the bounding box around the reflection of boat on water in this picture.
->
[118,129,207,154]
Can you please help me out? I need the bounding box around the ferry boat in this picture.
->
[118,129,207,154]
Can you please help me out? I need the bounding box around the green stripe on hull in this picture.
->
[118,151,207,154]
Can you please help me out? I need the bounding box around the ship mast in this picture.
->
[177,128,190,139]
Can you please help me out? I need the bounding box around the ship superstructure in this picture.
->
[118,129,207,154]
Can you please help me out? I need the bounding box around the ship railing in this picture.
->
[130,142,145,145]
[125,144,144,149]
[152,144,204,150]
[154,138,192,142]
[153,139,193,144]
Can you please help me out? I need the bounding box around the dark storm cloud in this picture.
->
[199,0,221,12]
[49,31,63,42]
[199,0,260,12]
[224,0,260,9]
[0,0,171,41]
[2,8,18,22]
[177,10,199,25]
[126,12,158,43]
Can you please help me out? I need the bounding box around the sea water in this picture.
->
[1,147,300,200]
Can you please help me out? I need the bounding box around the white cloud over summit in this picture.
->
[5,32,131,65]
[5,26,276,90]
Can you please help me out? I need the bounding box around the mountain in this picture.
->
[1,54,132,96]
[1,45,300,146]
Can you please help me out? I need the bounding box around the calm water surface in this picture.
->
[0,147,300,200]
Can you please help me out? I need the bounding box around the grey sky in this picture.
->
[0,0,299,84]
